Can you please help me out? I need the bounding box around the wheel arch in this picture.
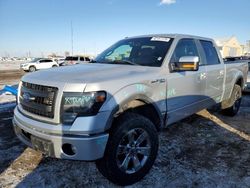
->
[235,76,244,89]
[227,73,244,99]
[104,94,164,132]
[29,65,36,71]
[221,75,244,109]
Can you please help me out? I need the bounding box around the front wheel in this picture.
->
[29,66,36,72]
[96,113,159,186]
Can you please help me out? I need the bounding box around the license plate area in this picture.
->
[31,136,54,156]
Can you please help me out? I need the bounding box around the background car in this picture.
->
[20,58,58,72]
[52,58,65,65]
[61,56,91,66]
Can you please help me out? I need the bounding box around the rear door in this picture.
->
[167,38,207,125]
[39,59,53,69]
[38,59,47,69]
[199,40,224,103]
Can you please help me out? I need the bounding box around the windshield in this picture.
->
[95,37,173,67]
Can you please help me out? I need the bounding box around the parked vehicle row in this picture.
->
[20,56,92,72]
[14,34,248,185]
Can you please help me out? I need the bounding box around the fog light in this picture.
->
[62,143,76,156]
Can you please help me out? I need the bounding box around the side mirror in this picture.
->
[170,56,199,72]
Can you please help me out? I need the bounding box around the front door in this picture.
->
[167,38,207,125]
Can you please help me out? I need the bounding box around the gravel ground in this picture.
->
[0,93,249,187]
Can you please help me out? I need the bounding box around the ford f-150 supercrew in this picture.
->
[13,34,248,185]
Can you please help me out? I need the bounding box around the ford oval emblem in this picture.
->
[23,92,31,102]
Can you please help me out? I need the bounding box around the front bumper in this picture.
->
[20,65,29,71]
[13,108,109,161]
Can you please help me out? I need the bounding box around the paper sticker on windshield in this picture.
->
[151,37,171,42]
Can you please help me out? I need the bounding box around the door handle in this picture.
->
[217,70,224,79]
[219,70,224,76]
[199,73,207,80]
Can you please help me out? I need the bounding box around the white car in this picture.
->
[20,58,58,72]
[54,58,65,65]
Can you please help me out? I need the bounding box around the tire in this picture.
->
[221,84,242,116]
[29,66,36,72]
[52,65,58,68]
[96,112,159,186]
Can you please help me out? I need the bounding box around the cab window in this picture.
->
[170,39,199,63]
[200,40,220,65]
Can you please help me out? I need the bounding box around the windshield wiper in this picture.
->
[112,60,138,65]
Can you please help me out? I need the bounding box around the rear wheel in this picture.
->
[29,66,36,72]
[52,65,58,68]
[96,113,159,186]
[221,84,242,116]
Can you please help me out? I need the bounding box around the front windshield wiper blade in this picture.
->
[112,60,138,65]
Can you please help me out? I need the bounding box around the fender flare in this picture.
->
[104,94,164,131]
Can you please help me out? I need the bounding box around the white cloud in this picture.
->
[160,0,176,5]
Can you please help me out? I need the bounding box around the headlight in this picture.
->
[61,91,106,124]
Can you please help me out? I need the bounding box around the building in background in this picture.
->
[215,36,243,58]
[244,40,250,56]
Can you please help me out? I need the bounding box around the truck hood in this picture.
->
[22,63,154,84]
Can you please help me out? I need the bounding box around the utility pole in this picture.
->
[71,21,74,56]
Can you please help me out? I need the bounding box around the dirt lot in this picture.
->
[0,75,249,187]
[0,70,25,83]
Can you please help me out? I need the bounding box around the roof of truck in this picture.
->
[126,34,214,41]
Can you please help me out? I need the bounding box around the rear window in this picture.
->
[40,59,52,63]
[65,56,78,61]
[200,40,220,65]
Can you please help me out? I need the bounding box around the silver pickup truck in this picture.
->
[13,34,248,185]
[224,58,250,92]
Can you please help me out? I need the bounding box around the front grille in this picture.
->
[19,82,58,118]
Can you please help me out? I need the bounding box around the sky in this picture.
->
[0,0,250,57]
